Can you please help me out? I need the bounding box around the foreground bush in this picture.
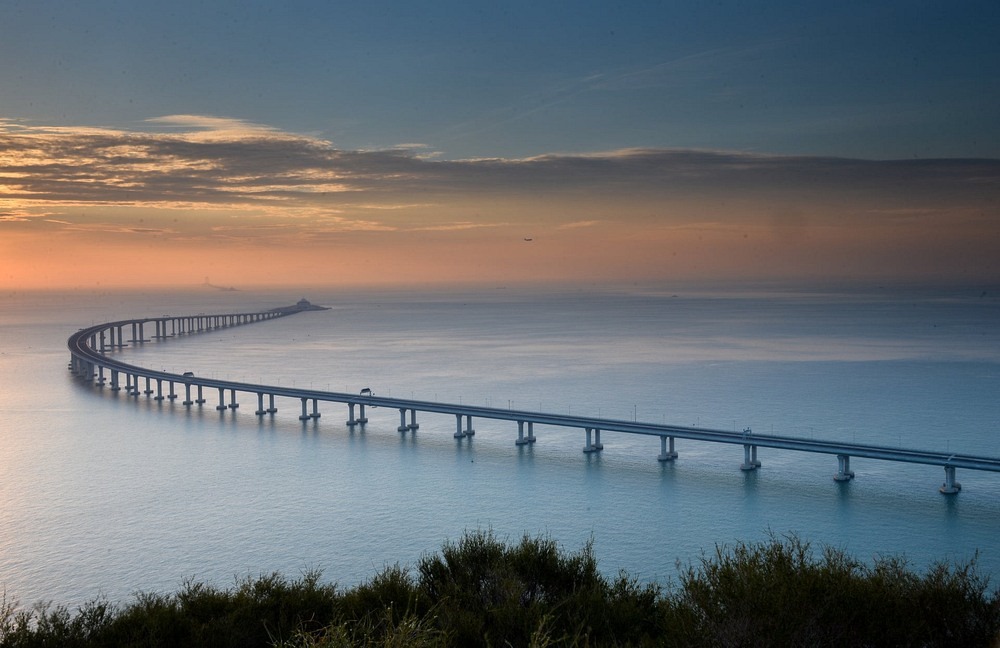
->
[2,531,997,647]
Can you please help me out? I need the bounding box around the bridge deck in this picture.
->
[68,305,1000,492]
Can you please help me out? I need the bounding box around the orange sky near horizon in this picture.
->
[2,118,999,290]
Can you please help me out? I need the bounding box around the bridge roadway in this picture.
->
[68,303,1000,495]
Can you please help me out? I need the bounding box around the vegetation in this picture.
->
[2,531,998,647]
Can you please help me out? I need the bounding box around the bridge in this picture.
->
[68,301,1000,495]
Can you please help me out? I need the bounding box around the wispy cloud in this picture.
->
[557,220,602,230]
[2,116,998,249]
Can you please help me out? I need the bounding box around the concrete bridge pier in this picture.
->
[311,398,320,419]
[196,385,205,405]
[408,409,419,430]
[299,398,311,421]
[167,381,177,400]
[834,454,855,482]
[97,366,106,386]
[397,408,409,432]
[464,415,475,436]
[583,427,604,453]
[123,372,133,394]
[658,435,678,461]
[143,376,153,396]
[110,369,120,391]
[346,402,358,427]
[516,421,536,444]
[216,388,228,411]
[267,394,276,414]
[357,404,368,424]
[129,322,149,345]
[940,465,962,494]
[154,378,164,401]
[740,444,761,471]
[183,383,194,406]
[255,393,266,416]
[454,414,465,438]
[228,389,239,410]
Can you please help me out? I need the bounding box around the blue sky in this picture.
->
[3,0,997,159]
[1,1,999,288]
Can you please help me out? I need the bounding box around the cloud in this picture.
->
[3,116,998,206]
[411,221,509,232]
[557,220,602,230]
[2,116,999,261]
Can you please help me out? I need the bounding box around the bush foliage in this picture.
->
[2,531,997,647]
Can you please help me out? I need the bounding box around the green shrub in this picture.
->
[673,533,1000,647]
[2,533,997,647]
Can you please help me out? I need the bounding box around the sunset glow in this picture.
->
[2,2,998,289]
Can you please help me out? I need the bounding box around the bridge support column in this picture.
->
[527,421,536,443]
[267,394,276,414]
[110,370,120,391]
[255,393,266,416]
[454,414,465,438]
[464,415,475,436]
[515,421,529,445]
[183,383,193,406]
[97,366,105,386]
[583,427,604,453]
[357,404,368,424]
[408,409,418,430]
[143,376,153,396]
[658,435,678,462]
[228,389,239,410]
[196,385,205,405]
[311,398,320,419]
[397,408,409,432]
[346,403,357,427]
[154,378,164,401]
[299,398,311,421]
[167,381,177,400]
[940,466,962,494]
[834,455,855,482]
[740,444,760,471]
[216,388,227,411]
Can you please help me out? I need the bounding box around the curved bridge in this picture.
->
[68,301,1000,494]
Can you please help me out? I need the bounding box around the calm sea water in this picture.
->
[1,284,999,609]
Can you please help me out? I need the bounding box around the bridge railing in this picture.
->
[68,304,1000,495]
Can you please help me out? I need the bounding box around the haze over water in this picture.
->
[1,284,999,610]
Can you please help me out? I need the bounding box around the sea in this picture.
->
[1,283,999,610]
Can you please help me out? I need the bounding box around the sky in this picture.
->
[1,0,999,289]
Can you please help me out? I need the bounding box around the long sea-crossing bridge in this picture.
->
[68,300,1000,495]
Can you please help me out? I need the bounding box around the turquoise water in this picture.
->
[1,285,999,609]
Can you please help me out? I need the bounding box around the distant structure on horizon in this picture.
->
[202,277,238,292]
[272,298,331,313]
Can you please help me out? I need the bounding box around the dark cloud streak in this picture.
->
[2,120,999,220]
